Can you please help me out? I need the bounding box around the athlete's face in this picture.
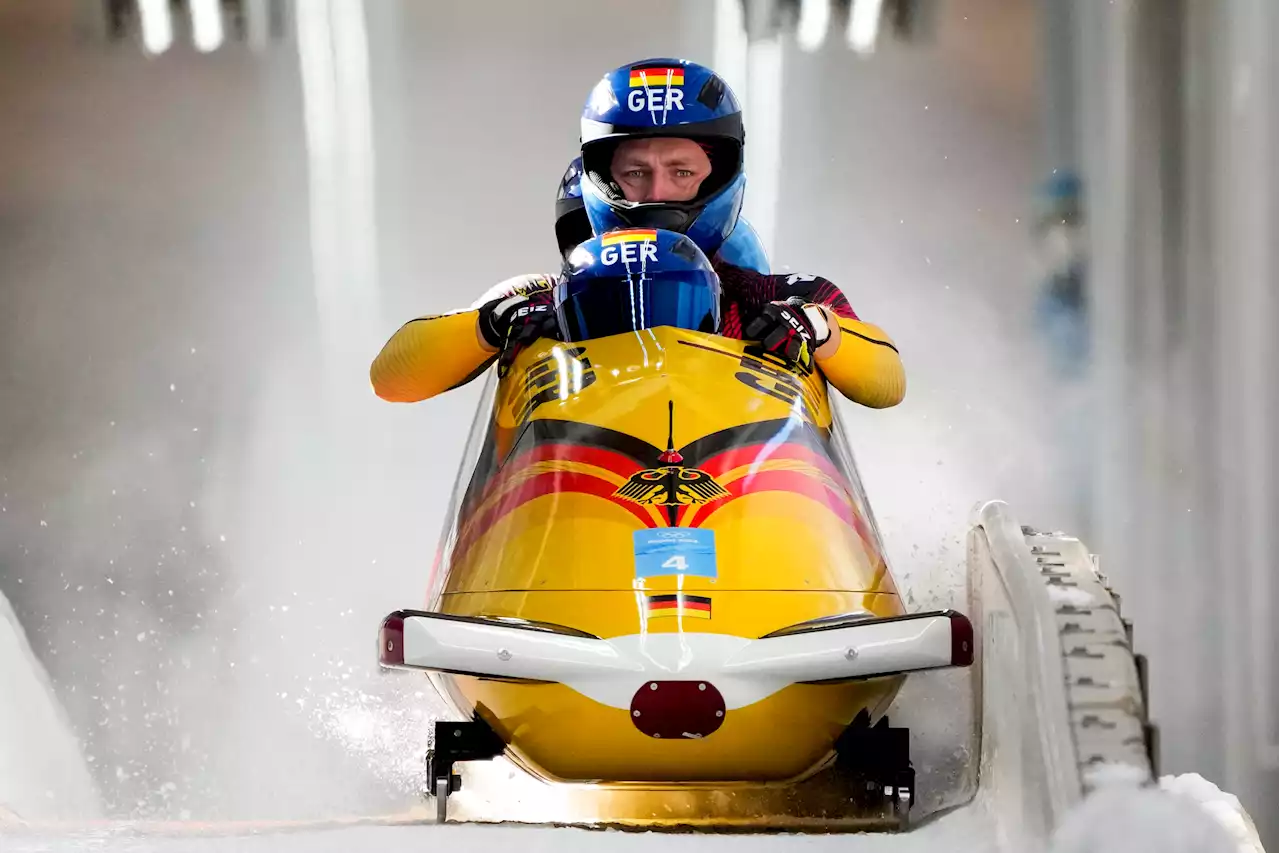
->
[610,138,712,203]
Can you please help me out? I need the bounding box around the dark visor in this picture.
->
[556,270,721,343]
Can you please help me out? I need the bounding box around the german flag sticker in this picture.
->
[601,229,658,246]
[646,593,712,620]
[630,66,685,88]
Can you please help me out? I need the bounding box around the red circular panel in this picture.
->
[629,680,726,739]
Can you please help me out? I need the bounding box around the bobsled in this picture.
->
[376,246,974,829]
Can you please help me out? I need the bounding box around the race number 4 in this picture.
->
[633,529,717,580]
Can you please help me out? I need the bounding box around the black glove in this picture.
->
[743,297,830,371]
[478,294,558,350]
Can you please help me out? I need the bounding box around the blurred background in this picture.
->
[0,0,1273,847]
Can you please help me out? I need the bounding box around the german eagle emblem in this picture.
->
[614,466,729,507]
[614,400,730,517]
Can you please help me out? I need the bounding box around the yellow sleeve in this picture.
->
[369,310,495,403]
[816,318,906,408]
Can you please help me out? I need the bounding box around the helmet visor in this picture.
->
[556,269,721,343]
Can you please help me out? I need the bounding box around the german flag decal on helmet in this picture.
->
[629,66,684,87]
[601,229,658,245]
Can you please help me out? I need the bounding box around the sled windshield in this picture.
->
[423,325,893,612]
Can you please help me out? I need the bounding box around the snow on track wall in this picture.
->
[0,590,101,822]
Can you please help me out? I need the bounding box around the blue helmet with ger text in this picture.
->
[555,228,721,342]
[579,59,745,259]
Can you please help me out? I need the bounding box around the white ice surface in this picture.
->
[3,804,996,853]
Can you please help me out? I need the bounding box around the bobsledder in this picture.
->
[376,229,974,829]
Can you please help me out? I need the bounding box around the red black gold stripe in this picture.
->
[601,229,658,245]
[646,593,712,619]
[630,67,684,87]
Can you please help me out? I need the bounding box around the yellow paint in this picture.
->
[430,328,905,784]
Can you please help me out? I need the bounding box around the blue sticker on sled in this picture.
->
[633,528,717,579]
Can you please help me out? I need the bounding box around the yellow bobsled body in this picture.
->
[424,327,905,785]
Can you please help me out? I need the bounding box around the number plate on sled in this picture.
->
[633,528,717,579]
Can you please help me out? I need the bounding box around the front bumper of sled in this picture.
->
[377,608,973,694]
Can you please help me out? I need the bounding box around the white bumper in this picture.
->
[378,609,973,711]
